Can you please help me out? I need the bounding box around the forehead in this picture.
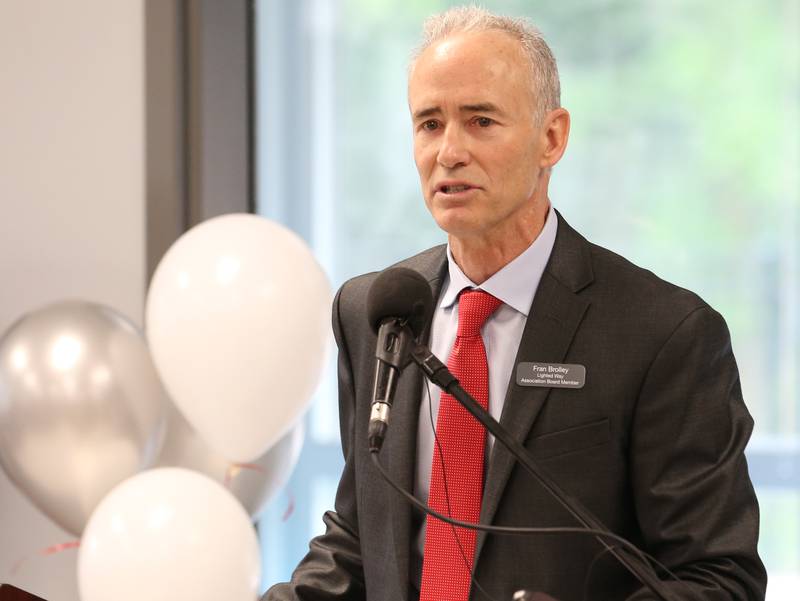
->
[408,29,532,111]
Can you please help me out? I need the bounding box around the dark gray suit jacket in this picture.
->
[264,213,767,600]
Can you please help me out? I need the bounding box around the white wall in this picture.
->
[0,1,145,599]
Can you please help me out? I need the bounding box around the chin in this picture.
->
[432,214,483,240]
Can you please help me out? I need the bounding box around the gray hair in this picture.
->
[410,5,561,121]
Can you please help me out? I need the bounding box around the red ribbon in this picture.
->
[11,540,80,576]
[281,489,296,522]
[224,462,266,487]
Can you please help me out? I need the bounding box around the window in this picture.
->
[255,1,800,596]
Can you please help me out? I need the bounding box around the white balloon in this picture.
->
[146,214,330,462]
[156,402,305,520]
[78,468,261,601]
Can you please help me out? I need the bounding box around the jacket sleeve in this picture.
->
[262,284,367,601]
[625,306,767,600]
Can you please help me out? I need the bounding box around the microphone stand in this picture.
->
[409,343,680,601]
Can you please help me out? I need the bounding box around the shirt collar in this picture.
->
[439,204,558,317]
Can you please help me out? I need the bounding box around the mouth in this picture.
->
[437,182,478,195]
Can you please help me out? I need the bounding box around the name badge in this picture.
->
[516,362,586,389]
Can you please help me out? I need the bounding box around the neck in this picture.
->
[450,199,550,284]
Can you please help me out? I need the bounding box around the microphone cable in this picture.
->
[583,544,621,601]
[423,381,664,601]
[370,382,697,601]
[370,449,694,601]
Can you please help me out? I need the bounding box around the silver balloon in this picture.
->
[0,301,168,535]
[156,402,304,520]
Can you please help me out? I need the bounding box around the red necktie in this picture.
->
[420,289,503,601]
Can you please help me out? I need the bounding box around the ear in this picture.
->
[539,108,570,169]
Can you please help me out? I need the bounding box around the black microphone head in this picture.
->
[366,267,434,337]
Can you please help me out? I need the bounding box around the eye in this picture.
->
[420,120,439,131]
[473,116,494,127]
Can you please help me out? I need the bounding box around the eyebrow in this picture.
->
[412,102,503,120]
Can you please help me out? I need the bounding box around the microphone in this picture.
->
[365,268,434,452]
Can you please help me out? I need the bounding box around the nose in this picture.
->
[436,124,470,169]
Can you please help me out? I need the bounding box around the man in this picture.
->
[265,6,766,600]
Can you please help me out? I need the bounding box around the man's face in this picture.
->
[408,30,547,241]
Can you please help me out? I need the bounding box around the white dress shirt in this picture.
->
[412,204,558,561]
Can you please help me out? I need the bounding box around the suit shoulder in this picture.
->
[585,240,712,320]
[334,244,447,325]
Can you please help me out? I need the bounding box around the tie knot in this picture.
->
[456,289,502,337]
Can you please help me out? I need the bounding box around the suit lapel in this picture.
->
[474,213,593,566]
[383,246,447,600]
